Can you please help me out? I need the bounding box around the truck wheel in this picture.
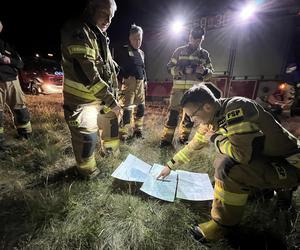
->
[31,84,39,95]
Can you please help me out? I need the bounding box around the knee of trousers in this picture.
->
[166,109,180,127]
[71,130,98,161]
[136,103,145,118]
[214,155,239,181]
[211,178,249,226]
[13,108,30,125]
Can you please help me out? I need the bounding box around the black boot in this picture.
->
[159,140,172,148]
[275,188,295,210]
[133,130,144,139]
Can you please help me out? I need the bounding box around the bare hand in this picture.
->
[0,55,11,64]
[157,166,171,179]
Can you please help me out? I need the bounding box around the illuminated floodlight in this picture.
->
[47,53,54,57]
[171,19,184,34]
[35,53,40,57]
[239,3,257,20]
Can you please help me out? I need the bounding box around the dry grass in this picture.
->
[0,94,299,250]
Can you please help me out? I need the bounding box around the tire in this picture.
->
[31,84,39,95]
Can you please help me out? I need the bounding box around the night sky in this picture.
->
[0,0,299,60]
[0,0,230,59]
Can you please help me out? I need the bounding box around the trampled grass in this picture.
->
[0,94,300,250]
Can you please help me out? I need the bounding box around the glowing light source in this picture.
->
[35,53,40,57]
[47,53,54,57]
[239,3,257,20]
[279,83,287,90]
[170,19,184,34]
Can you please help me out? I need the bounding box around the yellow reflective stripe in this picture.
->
[64,84,96,101]
[171,58,177,64]
[89,82,107,95]
[101,105,111,114]
[78,156,96,171]
[178,150,190,163]
[0,127,3,133]
[67,45,96,59]
[16,122,31,129]
[135,118,143,126]
[226,122,259,137]
[178,56,189,60]
[173,80,199,85]
[174,150,190,164]
[189,56,201,61]
[220,140,233,158]
[64,79,106,101]
[103,138,120,151]
[180,127,192,133]
[163,127,175,135]
[195,132,207,143]
[170,67,176,75]
[214,181,248,206]
[167,160,174,169]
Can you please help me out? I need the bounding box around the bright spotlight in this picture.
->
[171,20,184,34]
[239,4,257,20]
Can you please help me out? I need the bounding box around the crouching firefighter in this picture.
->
[61,0,121,178]
[158,83,300,242]
[0,20,32,150]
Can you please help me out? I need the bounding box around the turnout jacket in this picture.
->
[0,38,23,81]
[167,44,213,84]
[61,18,118,107]
[167,97,300,169]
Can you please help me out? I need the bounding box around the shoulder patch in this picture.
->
[226,108,244,123]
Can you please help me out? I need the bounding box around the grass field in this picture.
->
[0,94,300,250]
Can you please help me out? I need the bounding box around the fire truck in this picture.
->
[145,2,300,116]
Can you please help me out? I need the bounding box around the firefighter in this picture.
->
[158,83,300,242]
[61,0,121,179]
[0,20,32,150]
[160,26,214,147]
[115,24,147,140]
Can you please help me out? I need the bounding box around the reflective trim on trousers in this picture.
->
[103,138,120,151]
[214,179,248,206]
[16,122,32,133]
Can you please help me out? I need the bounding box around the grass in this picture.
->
[0,94,300,250]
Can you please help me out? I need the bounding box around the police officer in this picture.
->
[0,20,32,150]
[115,24,147,140]
[158,83,300,242]
[160,26,213,147]
[61,0,121,179]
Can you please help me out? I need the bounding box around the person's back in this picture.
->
[215,97,298,157]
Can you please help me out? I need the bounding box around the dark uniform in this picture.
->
[115,44,146,139]
[161,44,213,144]
[167,97,300,240]
[61,18,120,177]
[0,38,32,146]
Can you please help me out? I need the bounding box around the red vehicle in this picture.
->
[19,57,63,95]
